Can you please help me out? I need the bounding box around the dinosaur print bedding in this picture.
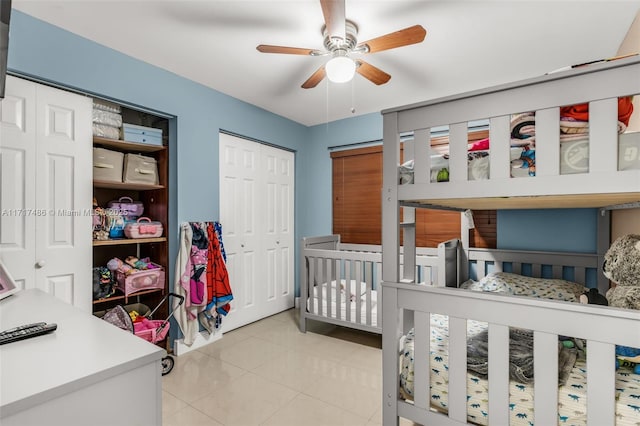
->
[399,314,640,425]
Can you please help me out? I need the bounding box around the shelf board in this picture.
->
[93,136,166,153]
[93,237,167,246]
[93,180,164,191]
[93,288,164,305]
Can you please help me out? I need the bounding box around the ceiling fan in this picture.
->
[256,0,427,89]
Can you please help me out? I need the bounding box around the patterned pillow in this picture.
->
[462,272,586,302]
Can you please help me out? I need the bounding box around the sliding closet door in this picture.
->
[219,133,294,331]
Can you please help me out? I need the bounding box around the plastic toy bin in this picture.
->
[115,265,165,296]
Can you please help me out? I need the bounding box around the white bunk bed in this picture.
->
[299,235,459,334]
[381,56,640,425]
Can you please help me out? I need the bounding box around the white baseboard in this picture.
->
[174,330,223,356]
[294,297,300,309]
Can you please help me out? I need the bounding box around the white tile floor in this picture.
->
[162,309,418,426]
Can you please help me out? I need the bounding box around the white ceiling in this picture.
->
[13,0,640,127]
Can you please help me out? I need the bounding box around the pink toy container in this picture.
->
[124,217,163,238]
[115,265,165,296]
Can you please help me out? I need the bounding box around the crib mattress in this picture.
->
[306,288,378,327]
[400,314,640,425]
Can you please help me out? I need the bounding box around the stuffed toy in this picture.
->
[602,234,640,373]
[604,234,640,310]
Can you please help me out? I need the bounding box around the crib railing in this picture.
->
[382,282,640,425]
[300,236,459,333]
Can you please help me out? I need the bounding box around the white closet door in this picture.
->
[34,84,92,310]
[0,76,92,311]
[219,133,294,332]
[262,144,294,314]
[0,76,37,291]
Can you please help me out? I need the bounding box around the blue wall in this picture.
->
[7,11,599,302]
[497,209,597,253]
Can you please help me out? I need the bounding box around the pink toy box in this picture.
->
[124,217,163,238]
[115,264,165,296]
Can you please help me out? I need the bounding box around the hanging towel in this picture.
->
[205,222,233,323]
[189,222,209,307]
[173,222,198,346]
[214,221,227,263]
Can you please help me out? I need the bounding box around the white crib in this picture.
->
[299,235,459,334]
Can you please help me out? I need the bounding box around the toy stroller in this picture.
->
[101,292,184,375]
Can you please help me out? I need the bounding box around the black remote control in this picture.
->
[0,323,57,345]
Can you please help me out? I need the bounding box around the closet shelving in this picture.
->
[92,107,169,319]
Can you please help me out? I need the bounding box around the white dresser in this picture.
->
[0,289,164,426]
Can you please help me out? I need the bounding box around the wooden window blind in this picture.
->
[331,141,496,248]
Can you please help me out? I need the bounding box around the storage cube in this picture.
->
[122,123,163,146]
[93,147,124,182]
[123,154,159,185]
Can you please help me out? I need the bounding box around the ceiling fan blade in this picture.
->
[357,25,427,54]
[355,60,391,85]
[301,65,327,89]
[256,45,316,55]
[320,0,346,40]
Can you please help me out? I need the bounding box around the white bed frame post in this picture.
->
[597,208,611,295]
[382,112,402,426]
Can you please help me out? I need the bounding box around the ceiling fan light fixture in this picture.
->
[325,55,356,83]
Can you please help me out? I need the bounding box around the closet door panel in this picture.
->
[0,76,36,290]
[219,133,262,330]
[34,85,92,310]
[262,144,294,308]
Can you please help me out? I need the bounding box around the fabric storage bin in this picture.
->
[115,265,165,296]
[93,147,124,182]
[123,153,159,185]
[618,131,640,171]
[108,196,144,219]
[124,217,163,238]
[560,139,589,175]
[122,123,163,146]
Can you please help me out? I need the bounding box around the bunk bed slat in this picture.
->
[489,115,511,180]
[534,107,560,177]
[413,311,430,410]
[589,98,619,174]
[533,331,559,425]
[447,316,468,423]
[449,123,469,183]
[552,264,562,279]
[586,341,616,425]
[414,128,430,184]
[487,323,510,426]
